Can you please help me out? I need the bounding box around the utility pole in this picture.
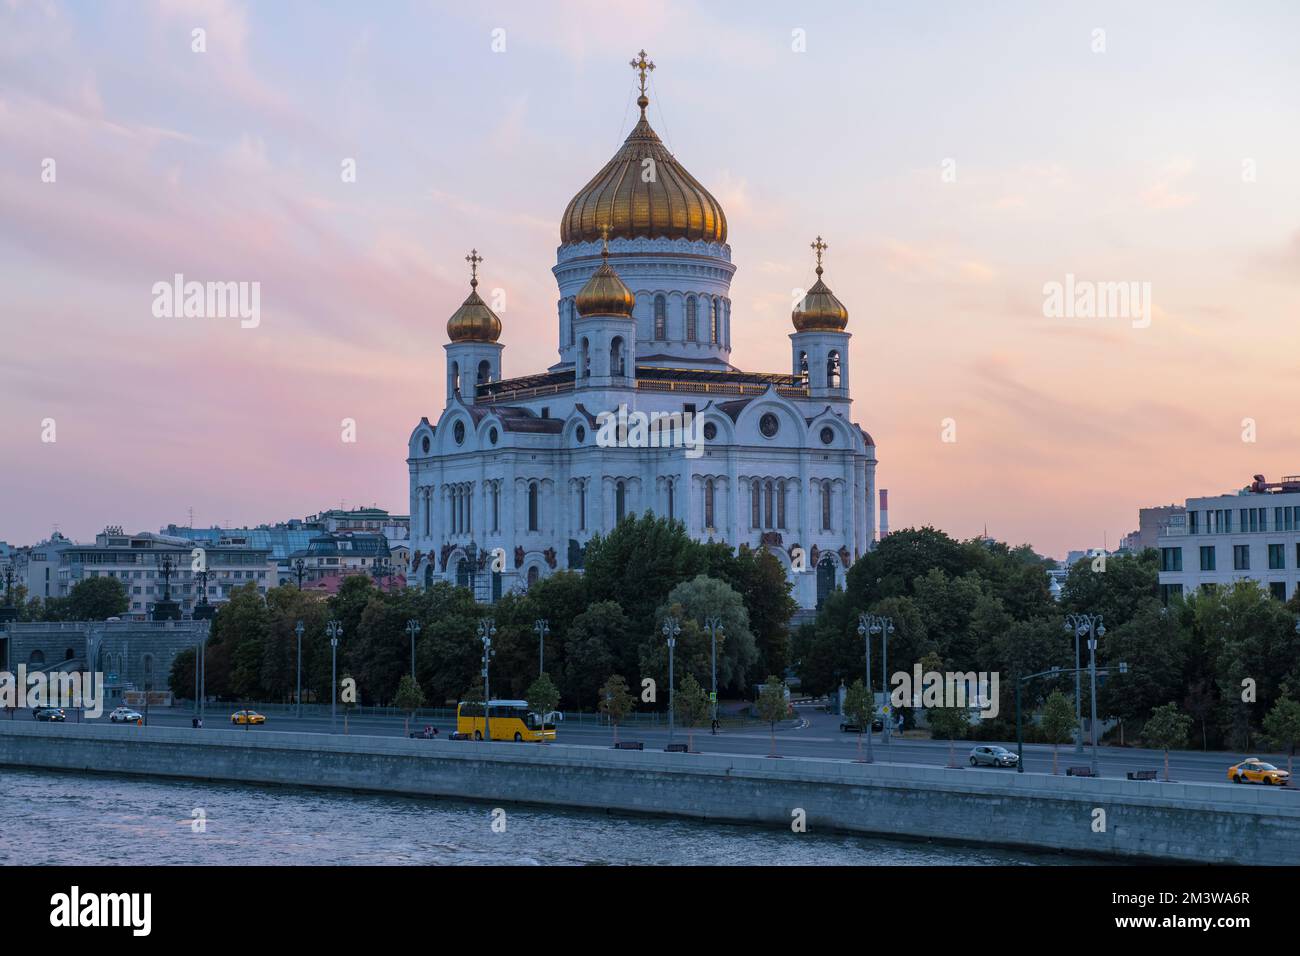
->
[534,619,550,676]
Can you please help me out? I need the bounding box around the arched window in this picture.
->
[491,482,500,533]
[704,478,715,530]
[654,295,666,340]
[667,479,675,521]
[777,480,787,529]
[577,481,587,532]
[477,360,491,386]
[764,480,775,529]
[423,488,430,536]
[724,301,730,347]
[799,351,809,378]
[751,479,761,529]
[580,338,590,379]
[711,299,720,343]
[827,350,841,389]
[569,300,576,346]
[528,482,539,532]
[686,297,698,342]
[450,361,460,393]
[527,565,540,587]
[615,480,626,523]
[610,336,625,377]
[821,482,833,531]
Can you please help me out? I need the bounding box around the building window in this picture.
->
[821,483,832,531]
[610,336,625,377]
[704,478,715,530]
[1233,544,1250,571]
[569,300,576,346]
[777,480,787,529]
[654,295,666,340]
[615,481,626,523]
[491,483,500,533]
[686,297,697,341]
[751,479,761,529]
[667,479,675,522]
[527,566,540,588]
[528,482,539,532]
[1199,546,1216,571]
[1188,511,1198,534]
[1268,543,1285,570]
[1270,582,1287,601]
[1160,583,1183,605]
[1160,547,1182,572]
[763,480,774,529]
[578,482,587,532]
[711,299,719,343]
[827,350,841,389]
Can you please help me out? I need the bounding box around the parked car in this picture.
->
[34,708,66,722]
[969,745,1019,768]
[230,710,266,725]
[1228,758,1290,786]
[109,707,143,723]
[839,717,884,733]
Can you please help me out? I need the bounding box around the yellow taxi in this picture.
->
[230,710,267,726]
[1227,758,1290,786]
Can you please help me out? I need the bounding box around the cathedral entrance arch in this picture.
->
[816,555,838,609]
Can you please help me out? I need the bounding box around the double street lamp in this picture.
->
[862,613,895,745]
[405,619,421,679]
[663,616,681,741]
[478,618,496,741]
[1064,613,1105,770]
[854,613,876,764]
[326,619,343,732]
[535,619,550,676]
[703,616,723,725]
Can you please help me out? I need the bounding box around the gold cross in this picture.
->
[630,49,655,95]
[811,236,828,272]
[465,248,483,286]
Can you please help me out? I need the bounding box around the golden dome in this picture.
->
[560,54,726,246]
[792,236,849,332]
[446,249,502,343]
[576,230,635,318]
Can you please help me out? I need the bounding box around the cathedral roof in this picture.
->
[560,52,727,246]
[575,229,635,318]
[792,237,849,333]
[446,250,502,343]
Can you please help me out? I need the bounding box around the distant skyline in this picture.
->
[2,0,1298,558]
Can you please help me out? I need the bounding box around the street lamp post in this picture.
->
[534,619,550,676]
[1065,613,1104,766]
[294,620,304,719]
[663,616,681,741]
[478,618,496,740]
[293,558,306,590]
[1016,661,1126,773]
[703,616,723,724]
[326,619,342,732]
[405,619,421,679]
[855,613,875,764]
[863,614,895,745]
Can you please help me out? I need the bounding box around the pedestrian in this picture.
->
[711,717,719,735]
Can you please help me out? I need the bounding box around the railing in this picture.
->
[636,379,808,398]
[477,381,574,403]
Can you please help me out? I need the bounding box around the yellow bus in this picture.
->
[457,699,557,742]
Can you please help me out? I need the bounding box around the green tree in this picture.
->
[1039,690,1075,775]
[65,577,128,621]
[842,677,873,762]
[525,672,561,745]
[394,673,425,735]
[643,576,759,698]
[673,672,710,752]
[598,674,634,745]
[1142,702,1193,781]
[1059,550,1159,631]
[561,602,626,708]
[583,514,705,634]
[756,675,788,757]
[1263,693,1300,775]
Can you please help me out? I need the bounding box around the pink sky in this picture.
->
[2,0,1298,558]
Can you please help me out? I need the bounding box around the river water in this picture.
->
[0,767,1095,865]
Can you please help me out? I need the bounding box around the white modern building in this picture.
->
[1156,475,1300,603]
[406,55,878,609]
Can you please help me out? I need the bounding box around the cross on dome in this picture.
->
[811,236,828,275]
[630,49,655,116]
[466,248,483,288]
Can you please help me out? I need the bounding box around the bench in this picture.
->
[1065,766,1095,777]
[613,741,644,750]
[664,743,689,753]
[1126,769,1158,781]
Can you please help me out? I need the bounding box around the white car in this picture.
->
[109,707,143,723]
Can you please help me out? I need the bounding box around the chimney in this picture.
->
[879,489,889,541]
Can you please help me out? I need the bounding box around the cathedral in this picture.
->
[407,52,878,611]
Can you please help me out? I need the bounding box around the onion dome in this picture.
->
[559,51,727,246]
[792,236,849,332]
[446,249,502,343]
[576,228,635,318]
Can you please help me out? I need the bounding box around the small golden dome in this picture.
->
[560,53,726,246]
[576,229,635,318]
[446,249,502,343]
[793,236,849,332]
